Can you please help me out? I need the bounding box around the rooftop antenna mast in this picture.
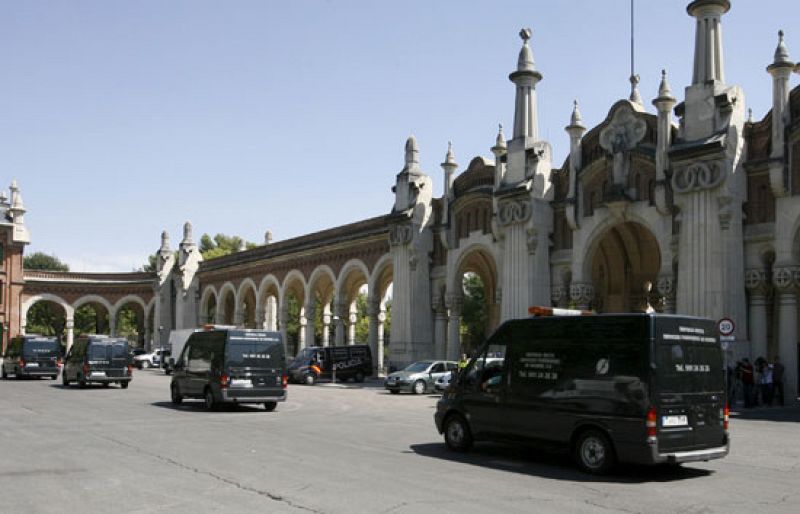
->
[628,0,642,104]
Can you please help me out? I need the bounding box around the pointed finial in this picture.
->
[515,28,537,74]
[181,221,193,244]
[747,108,753,123]
[496,124,506,148]
[570,100,584,126]
[629,74,643,105]
[238,239,247,252]
[404,135,419,167]
[519,28,531,42]
[264,230,273,245]
[160,230,171,252]
[774,29,792,65]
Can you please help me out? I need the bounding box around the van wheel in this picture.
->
[574,429,616,475]
[204,389,217,411]
[263,401,277,412]
[413,380,426,395]
[389,390,399,394]
[120,381,129,389]
[62,372,70,387]
[50,375,57,380]
[141,360,151,369]
[78,376,87,388]
[103,382,110,388]
[304,374,316,386]
[1,367,7,379]
[354,371,365,383]
[444,414,473,452]
[171,384,182,405]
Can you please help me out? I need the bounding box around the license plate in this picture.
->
[230,379,251,387]
[27,362,39,367]
[90,371,107,378]
[662,415,688,427]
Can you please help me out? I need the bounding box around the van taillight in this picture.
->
[282,374,288,389]
[82,363,90,375]
[127,365,133,376]
[722,404,729,431]
[646,406,657,438]
[220,374,230,389]
[19,358,26,368]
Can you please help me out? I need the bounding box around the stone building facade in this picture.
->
[5,1,800,404]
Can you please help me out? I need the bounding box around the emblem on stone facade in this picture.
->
[671,161,725,193]
[497,198,531,226]
[745,269,766,292]
[570,282,594,308]
[772,266,795,291]
[599,106,647,189]
[550,285,564,306]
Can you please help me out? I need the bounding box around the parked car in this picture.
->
[62,335,132,388]
[134,348,168,369]
[169,327,287,411]
[384,360,458,394]
[2,335,61,380]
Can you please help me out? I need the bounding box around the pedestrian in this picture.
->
[759,360,774,407]
[741,358,754,408]
[772,356,785,407]
[458,353,469,370]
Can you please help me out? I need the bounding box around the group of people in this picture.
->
[729,356,785,408]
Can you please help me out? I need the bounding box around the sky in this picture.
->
[2,0,799,272]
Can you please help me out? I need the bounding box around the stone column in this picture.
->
[347,306,357,345]
[109,316,117,337]
[657,275,676,314]
[279,304,289,356]
[446,294,463,361]
[234,308,244,328]
[773,267,798,405]
[745,269,769,360]
[433,297,448,360]
[304,301,316,348]
[255,310,265,331]
[570,283,594,311]
[298,311,307,351]
[264,297,277,331]
[367,299,380,375]
[322,305,331,347]
[334,302,346,346]
[65,318,75,352]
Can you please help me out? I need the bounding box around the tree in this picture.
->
[24,252,69,271]
[460,273,487,355]
[200,233,258,260]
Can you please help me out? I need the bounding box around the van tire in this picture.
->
[443,414,473,452]
[304,374,316,386]
[141,360,151,369]
[78,376,87,388]
[62,373,70,386]
[1,367,7,379]
[263,401,277,412]
[354,371,365,383]
[413,380,426,395]
[574,429,616,475]
[204,388,217,411]
[120,381,129,389]
[171,384,182,404]
[389,390,399,394]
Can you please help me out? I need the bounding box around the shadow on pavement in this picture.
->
[151,401,269,413]
[409,442,713,483]
[730,404,800,423]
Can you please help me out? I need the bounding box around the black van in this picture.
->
[169,328,287,411]
[62,335,132,388]
[2,335,61,380]
[435,313,729,474]
[288,345,373,385]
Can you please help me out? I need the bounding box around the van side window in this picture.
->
[187,340,213,372]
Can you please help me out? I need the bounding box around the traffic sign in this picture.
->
[718,318,735,336]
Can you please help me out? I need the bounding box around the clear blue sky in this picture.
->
[2,0,798,271]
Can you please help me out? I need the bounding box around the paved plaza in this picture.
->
[0,370,798,513]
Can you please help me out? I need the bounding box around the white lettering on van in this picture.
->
[674,363,711,372]
[679,326,705,334]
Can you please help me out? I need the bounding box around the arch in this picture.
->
[368,254,394,304]
[21,293,73,321]
[113,295,148,314]
[584,220,662,313]
[236,278,259,328]
[281,270,308,356]
[280,270,307,304]
[449,244,500,354]
[73,295,114,335]
[199,286,218,324]
[216,282,237,326]
[257,275,281,331]
[113,296,147,345]
[73,294,114,314]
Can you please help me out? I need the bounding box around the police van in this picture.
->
[2,335,62,380]
[435,308,729,474]
[288,345,373,385]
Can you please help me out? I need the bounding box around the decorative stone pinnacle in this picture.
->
[747,108,753,123]
[264,230,273,244]
[514,28,538,76]
[182,221,194,245]
[404,135,419,167]
[571,100,583,126]
[629,74,643,105]
[442,141,456,168]
[160,230,171,252]
[520,28,531,42]
[492,124,507,152]
[773,29,792,65]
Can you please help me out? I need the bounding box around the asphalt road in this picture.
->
[0,370,798,513]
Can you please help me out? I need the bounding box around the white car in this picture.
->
[134,348,168,369]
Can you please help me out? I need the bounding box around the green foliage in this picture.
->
[24,252,69,271]
[25,302,66,337]
[74,304,109,335]
[284,294,301,353]
[116,306,141,343]
[200,233,258,260]
[460,273,487,355]
[139,254,158,272]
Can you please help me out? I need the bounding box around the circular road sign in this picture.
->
[718,318,735,336]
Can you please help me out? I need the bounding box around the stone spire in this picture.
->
[565,101,586,230]
[767,30,796,196]
[629,74,643,106]
[491,124,507,188]
[159,230,171,254]
[8,179,30,243]
[403,135,421,174]
[687,0,730,84]
[654,69,675,103]
[509,28,543,141]
[264,230,273,245]
[652,70,677,215]
[180,221,194,246]
[440,141,457,200]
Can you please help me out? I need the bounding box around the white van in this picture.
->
[163,329,200,374]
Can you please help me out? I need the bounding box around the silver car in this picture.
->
[384,360,458,394]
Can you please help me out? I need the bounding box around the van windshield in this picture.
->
[227,337,283,369]
[22,340,60,358]
[291,348,316,366]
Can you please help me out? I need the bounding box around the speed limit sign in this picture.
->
[718,318,735,336]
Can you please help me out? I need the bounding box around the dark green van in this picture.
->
[62,335,132,388]
[435,313,729,474]
[169,328,287,411]
[2,335,61,380]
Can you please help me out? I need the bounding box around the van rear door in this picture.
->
[225,332,285,394]
[654,317,726,452]
[22,338,61,373]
